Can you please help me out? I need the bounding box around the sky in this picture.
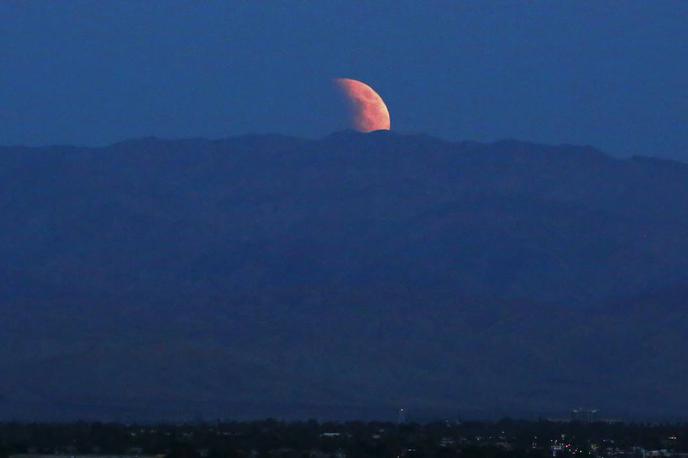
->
[1,1,687,159]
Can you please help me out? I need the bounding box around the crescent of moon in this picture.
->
[334,78,391,132]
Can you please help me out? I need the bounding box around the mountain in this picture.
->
[1,130,688,421]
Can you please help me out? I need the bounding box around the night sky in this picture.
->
[1,1,687,159]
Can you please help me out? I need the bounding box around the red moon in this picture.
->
[334,78,391,132]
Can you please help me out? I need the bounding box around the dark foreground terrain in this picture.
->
[2,131,688,419]
[2,420,688,458]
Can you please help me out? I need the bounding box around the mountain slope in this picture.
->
[1,131,688,420]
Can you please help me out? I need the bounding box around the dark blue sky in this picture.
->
[1,1,687,159]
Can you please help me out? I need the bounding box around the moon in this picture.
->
[334,78,391,132]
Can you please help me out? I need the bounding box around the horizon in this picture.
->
[2,129,678,163]
[2,2,688,159]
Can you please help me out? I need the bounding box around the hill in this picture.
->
[1,131,688,420]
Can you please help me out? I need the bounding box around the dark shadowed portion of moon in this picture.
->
[334,78,391,132]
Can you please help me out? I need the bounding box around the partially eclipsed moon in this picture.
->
[335,78,391,132]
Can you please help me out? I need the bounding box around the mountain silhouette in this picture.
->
[1,131,688,421]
